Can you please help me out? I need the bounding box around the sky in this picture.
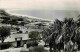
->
[0,0,80,10]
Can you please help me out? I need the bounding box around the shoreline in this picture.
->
[5,9,53,21]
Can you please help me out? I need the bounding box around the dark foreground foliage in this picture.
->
[29,46,48,52]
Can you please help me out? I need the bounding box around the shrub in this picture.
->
[29,46,48,52]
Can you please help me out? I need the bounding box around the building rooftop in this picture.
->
[0,33,30,43]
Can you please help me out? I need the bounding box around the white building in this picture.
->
[0,33,30,52]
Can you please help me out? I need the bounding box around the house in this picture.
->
[0,32,31,52]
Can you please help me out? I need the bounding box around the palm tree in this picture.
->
[42,19,63,52]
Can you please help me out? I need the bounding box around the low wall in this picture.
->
[0,47,28,52]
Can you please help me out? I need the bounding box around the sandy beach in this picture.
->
[5,9,52,21]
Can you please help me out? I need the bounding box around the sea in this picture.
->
[7,9,80,21]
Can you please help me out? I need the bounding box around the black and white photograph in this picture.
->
[0,0,80,52]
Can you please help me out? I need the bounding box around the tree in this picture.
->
[60,18,79,51]
[0,26,10,43]
[44,18,78,51]
[63,18,77,41]
[76,18,80,27]
[42,28,52,46]
[9,19,18,27]
[20,21,25,26]
[18,18,24,21]
[75,18,80,49]
[29,31,41,42]
[1,18,10,24]
[42,19,63,52]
